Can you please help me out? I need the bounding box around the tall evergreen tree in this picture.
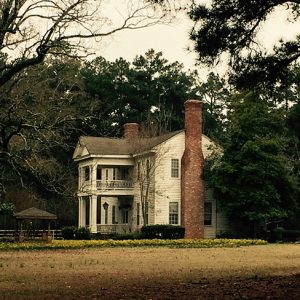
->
[208,92,299,236]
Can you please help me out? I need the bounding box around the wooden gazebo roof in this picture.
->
[14,207,57,220]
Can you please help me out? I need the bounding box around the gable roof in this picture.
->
[14,207,57,220]
[73,130,184,159]
[79,136,132,155]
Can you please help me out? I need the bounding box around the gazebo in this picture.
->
[14,207,57,243]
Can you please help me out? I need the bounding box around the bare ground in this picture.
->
[1,244,300,299]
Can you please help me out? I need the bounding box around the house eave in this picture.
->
[73,154,133,162]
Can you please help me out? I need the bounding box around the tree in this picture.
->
[81,49,199,136]
[0,0,167,89]
[208,92,299,236]
[197,72,231,144]
[189,0,300,89]
[0,1,168,208]
[0,55,85,200]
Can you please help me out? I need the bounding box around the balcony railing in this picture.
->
[96,180,133,190]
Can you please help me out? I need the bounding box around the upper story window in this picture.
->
[171,159,179,178]
[96,166,102,180]
[204,202,212,226]
[84,166,90,181]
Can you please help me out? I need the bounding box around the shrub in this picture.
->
[282,230,300,242]
[112,233,143,240]
[61,226,76,240]
[141,225,185,239]
[75,227,91,240]
[270,227,285,242]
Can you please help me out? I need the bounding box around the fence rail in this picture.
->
[0,229,62,240]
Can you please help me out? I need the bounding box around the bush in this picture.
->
[269,227,284,242]
[61,226,76,240]
[282,230,300,242]
[75,227,91,240]
[112,233,143,240]
[141,225,185,239]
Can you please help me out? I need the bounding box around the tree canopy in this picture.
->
[0,0,167,89]
[81,49,200,136]
[189,0,300,89]
[207,92,299,236]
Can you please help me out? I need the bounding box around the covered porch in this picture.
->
[78,195,138,234]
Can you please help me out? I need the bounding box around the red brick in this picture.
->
[181,100,205,239]
[123,123,139,139]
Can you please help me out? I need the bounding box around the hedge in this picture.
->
[141,225,185,239]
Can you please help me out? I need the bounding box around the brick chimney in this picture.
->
[123,123,139,139]
[181,99,205,239]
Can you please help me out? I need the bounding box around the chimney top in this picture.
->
[184,99,202,107]
[123,123,139,139]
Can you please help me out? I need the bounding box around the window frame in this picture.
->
[171,159,179,178]
[112,205,116,224]
[169,202,179,225]
[84,166,90,181]
[204,202,213,226]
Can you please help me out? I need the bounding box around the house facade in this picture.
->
[73,100,229,238]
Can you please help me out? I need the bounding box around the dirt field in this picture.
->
[1,244,300,299]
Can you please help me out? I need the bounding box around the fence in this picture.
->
[0,229,62,241]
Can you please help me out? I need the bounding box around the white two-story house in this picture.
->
[73,100,229,238]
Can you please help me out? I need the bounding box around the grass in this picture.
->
[0,244,299,299]
[0,238,267,251]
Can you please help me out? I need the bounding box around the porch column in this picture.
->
[78,197,86,227]
[78,197,82,227]
[91,163,97,191]
[89,195,97,233]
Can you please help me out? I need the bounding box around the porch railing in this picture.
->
[96,224,131,234]
[96,180,133,190]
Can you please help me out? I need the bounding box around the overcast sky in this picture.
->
[91,2,299,80]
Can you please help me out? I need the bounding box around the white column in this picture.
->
[82,198,86,227]
[91,163,97,191]
[78,197,82,227]
[78,197,87,228]
[89,195,97,233]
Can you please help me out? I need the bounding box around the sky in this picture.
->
[91,1,300,81]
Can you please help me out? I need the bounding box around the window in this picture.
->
[105,169,109,180]
[97,197,101,224]
[137,203,140,226]
[112,205,116,224]
[204,202,212,225]
[84,167,90,181]
[169,202,178,224]
[122,210,129,224]
[113,168,116,180]
[171,159,179,178]
[96,166,102,180]
[105,208,108,225]
[121,168,129,180]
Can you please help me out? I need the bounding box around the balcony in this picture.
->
[96,180,133,190]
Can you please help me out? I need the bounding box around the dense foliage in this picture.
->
[81,49,199,136]
[207,92,299,236]
[189,0,300,90]
[141,225,185,239]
